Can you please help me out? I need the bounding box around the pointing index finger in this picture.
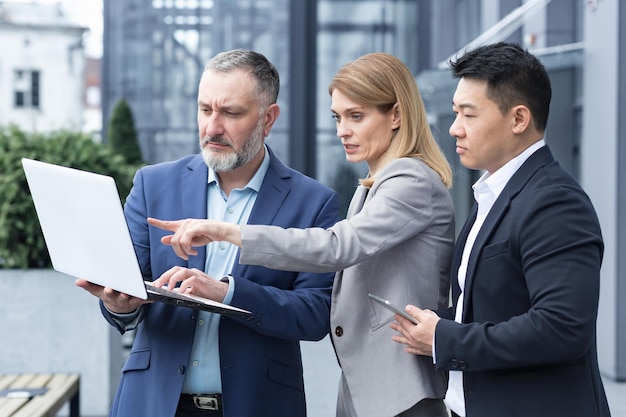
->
[147,217,180,232]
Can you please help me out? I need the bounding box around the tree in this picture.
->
[107,98,143,164]
[0,125,140,268]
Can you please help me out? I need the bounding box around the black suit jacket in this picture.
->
[436,146,611,417]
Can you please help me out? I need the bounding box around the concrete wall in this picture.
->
[0,269,123,416]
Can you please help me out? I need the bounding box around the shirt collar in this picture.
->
[207,144,271,193]
[473,139,545,199]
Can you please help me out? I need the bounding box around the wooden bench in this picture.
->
[0,374,79,417]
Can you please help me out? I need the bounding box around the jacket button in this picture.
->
[450,359,459,369]
[178,365,186,374]
[335,326,343,337]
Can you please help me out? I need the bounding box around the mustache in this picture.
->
[201,136,233,147]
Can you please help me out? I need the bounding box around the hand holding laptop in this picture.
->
[22,158,251,318]
[75,278,153,314]
[76,267,230,316]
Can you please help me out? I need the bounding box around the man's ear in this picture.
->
[511,105,531,134]
[263,104,281,137]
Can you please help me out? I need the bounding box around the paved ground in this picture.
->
[301,336,626,417]
[604,375,626,416]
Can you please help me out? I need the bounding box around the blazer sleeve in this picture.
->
[226,189,340,341]
[435,179,603,372]
[239,157,452,272]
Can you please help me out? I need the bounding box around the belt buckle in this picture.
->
[193,395,219,410]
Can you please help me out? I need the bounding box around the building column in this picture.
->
[288,0,317,177]
[582,0,626,381]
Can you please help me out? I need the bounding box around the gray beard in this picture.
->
[200,119,265,172]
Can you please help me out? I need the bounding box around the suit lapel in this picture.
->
[461,189,512,318]
[182,155,209,271]
[460,146,555,320]
[451,204,477,304]
[231,147,290,277]
[347,185,368,218]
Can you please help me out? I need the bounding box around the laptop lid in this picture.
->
[21,158,250,317]
[22,158,148,299]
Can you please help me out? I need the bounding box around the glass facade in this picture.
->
[316,0,422,214]
[103,0,583,217]
[103,0,434,214]
[103,0,290,163]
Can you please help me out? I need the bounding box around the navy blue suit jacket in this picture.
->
[435,146,611,416]
[102,148,339,417]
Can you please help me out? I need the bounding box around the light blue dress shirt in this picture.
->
[182,147,270,394]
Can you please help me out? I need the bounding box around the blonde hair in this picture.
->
[329,53,452,188]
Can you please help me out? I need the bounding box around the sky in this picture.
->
[12,0,104,57]
[70,0,103,57]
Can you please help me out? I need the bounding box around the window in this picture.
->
[14,70,41,108]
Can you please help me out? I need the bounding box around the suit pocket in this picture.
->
[122,349,151,372]
[268,359,304,392]
[481,240,509,260]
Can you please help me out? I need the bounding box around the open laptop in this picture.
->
[21,158,250,318]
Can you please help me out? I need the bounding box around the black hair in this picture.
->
[449,42,551,132]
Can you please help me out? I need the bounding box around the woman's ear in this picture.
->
[391,103,401,130]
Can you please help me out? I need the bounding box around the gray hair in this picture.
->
[204,49,280,109]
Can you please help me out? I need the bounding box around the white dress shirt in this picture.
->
[444,140,545,416]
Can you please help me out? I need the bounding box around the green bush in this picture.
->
[0,125,143,269]
[107,98,143,164]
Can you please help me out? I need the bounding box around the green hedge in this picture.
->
[0,125,143,269]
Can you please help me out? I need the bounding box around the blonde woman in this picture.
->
[150,53,454,417]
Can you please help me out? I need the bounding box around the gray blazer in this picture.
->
[240,157,455,417]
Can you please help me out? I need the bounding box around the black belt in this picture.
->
[179,393,222,411]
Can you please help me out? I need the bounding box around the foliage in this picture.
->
[0,125,142,269]
[107,98,143,164]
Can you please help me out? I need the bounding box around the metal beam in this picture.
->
[438,0,553,69]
